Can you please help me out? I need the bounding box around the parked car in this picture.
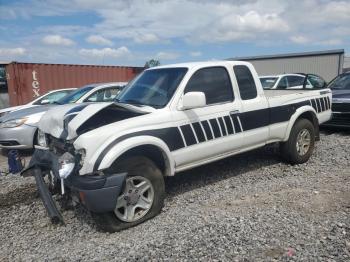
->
[0,82,127,149]
[0,88,76,117]
[260,73,316,90]
[23,61,331,232]
[322,72,350,128]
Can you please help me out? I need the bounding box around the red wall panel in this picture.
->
[6,62,143,106]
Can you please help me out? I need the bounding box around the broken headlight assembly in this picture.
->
[37,129,48,147]
[76,148,86,167]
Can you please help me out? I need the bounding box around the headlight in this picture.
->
[77,149,86,167]
[0,117,27,128]
[58,152,75,179]
[37,129,48,147]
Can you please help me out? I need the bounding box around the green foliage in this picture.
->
[144,59,160,68]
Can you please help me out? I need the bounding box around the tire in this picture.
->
[280,119,315,165]
[92,156,165,232]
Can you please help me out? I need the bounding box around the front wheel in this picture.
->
[92,156,165,232]
[280,119,315,164]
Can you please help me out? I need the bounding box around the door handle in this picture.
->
[230,110,240,115]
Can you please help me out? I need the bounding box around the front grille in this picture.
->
[332,103,350,113]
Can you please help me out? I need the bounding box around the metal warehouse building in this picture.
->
[229,49,344,82]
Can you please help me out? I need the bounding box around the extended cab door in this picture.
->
[171,66,243,169]
[232,64,269,148]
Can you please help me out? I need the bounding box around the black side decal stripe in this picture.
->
[231,116,241,133]
[192,122,206,143]
[180,124,196,146]
[224,115,234,135]
[201,120,213,140]
[320,98,325,112]
[93,127,184,171]
[218,117,227,136]
[209,119,221,138]
[311,99,317,112]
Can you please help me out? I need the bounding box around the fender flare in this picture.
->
[283,106,319,142]
[96,135,175,176]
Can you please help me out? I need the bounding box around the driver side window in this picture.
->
[85,87,122,102]
[184,67,234,105]
[277,77,288,89]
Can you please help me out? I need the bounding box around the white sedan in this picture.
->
[259,73,314,90]
[0,88,76,117]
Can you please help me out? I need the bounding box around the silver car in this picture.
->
[0,88,76,117]
[0,82,127,149]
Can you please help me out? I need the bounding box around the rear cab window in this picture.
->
[185,67,234,105]
[233,65,257,100]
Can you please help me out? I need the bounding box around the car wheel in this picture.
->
[280,119,315,164]
[92,156,165,232]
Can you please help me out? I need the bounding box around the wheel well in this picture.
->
[296,111,320,141]
[113,145,170,176]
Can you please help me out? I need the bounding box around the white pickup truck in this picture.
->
[24,61,332,232]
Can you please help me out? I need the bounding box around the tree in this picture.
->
[144,59,160,68]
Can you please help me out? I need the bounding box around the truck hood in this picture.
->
[39,102,153,140]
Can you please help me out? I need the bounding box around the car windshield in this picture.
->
[328,74,350,90]
[260,77,278,89]
[116,68,188,108]
[56,86,95,104]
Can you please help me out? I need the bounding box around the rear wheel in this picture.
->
[280,119,315,164]
[92,156,165,232]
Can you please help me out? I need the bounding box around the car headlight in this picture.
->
[37,129,48,147]
[77,149,86,167]
[58,152,75,179]
[0,117,27,128]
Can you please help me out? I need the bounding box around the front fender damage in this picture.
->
[21,149,127,225]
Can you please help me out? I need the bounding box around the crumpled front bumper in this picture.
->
[21,149,127,224]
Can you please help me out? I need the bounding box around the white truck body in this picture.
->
[38,61,331,176]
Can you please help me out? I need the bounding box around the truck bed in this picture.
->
[264,89,319,98]
[264,89,331,111]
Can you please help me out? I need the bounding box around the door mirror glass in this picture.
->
[181,92,206,110]
[304,74,326,89]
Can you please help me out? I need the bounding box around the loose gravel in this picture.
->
[0,130,349,261]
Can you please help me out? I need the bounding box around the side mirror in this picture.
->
[181,92,206,110]
[40,99,50,105]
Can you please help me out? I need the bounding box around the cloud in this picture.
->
[42,34,75,46]
[155,51,180,60]
[0,47,26,57]
[86,35,113,46]
[290,35,310,44]
[133,33,159,44]
[190,51,202,57]
[79,47,130,58]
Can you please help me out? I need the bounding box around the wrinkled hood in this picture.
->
[332,89,350,103]
[39,102,153,140]
[0,104,54,122]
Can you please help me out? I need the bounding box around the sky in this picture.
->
[0,0,349,67]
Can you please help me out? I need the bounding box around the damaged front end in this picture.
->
[21,140,127,224]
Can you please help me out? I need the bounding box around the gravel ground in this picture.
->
[0,130,349,261]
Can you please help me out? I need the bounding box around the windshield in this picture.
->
[116,68,188,108]
[56,85,94,104]
[328,74,350,90]
[260,77,278,89]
